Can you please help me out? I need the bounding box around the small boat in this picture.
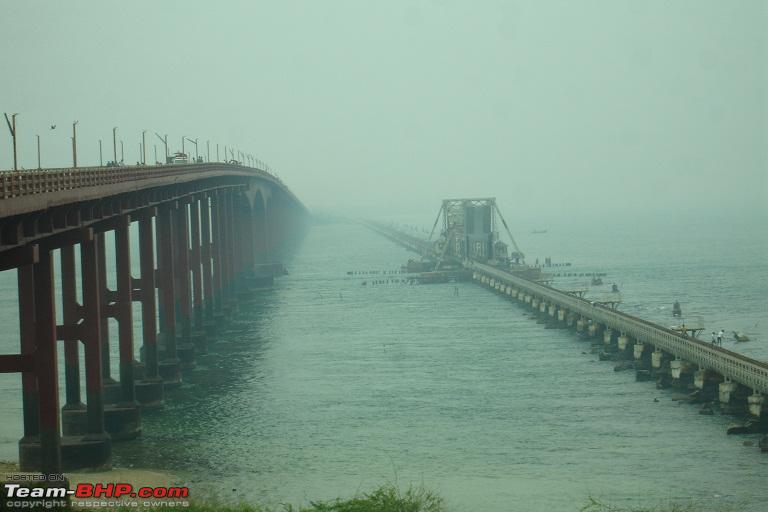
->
[733,331,750,342]
[672,301,682,317]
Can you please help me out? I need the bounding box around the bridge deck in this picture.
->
[471,261,768,394]
[0,163,302,219]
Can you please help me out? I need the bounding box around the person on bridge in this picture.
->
[711,332,717,345]
[717,330,724,345]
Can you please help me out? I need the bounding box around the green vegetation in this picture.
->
[112,484,443,512]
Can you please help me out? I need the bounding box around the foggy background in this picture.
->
[1,0,765,225]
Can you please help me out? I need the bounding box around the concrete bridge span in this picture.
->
[0,163,309,475]
[471,261,768,418]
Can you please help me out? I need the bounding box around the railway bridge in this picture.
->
[369,219,768,438]
[0,162,308,474]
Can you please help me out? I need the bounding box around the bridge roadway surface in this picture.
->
[366,221,768,397]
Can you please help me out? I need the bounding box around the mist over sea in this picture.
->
[1,214,765,511]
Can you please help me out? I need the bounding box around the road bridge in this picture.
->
[369,220,768,437]
[0,162,308,474]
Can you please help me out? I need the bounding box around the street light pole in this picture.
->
[72,121,79,168]
[184,137,198,162]
[142,130,147,165]
[112,127,118,164]
[37,135,41,169]
[154,133,168,163]
[99,140,103,166]
[153,145,157,164]
[206,140,210,162]
[216,144,219,162]
[3,113,18,171]
[120,140,124,163]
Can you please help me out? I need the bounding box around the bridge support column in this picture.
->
[110,215,142,439]
[135,213,164,407]
[28,250,61,475]
[200,195,215,323]
[44,236,112,470]
[575,317,586,333]
[97,233,120,404]
[210,192,225,319]
[156,203,181,386]
[17,263,42,471]
[224,190,237,302]
[587,321,599,339]
[747,392,764,419]
[719,379,737,406]
[60,245,85,421]
[189,197,205,347]
[174,201,195,370]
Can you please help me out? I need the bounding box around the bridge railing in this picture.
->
[0,163,281,200]
[472,261,768,394]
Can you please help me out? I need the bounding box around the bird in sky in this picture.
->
[50,125,56,130]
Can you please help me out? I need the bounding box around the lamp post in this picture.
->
[99,140,103,166]
[206,140,210,162]
[142,130,147,165]
[154,133,168,163]
[112,127,118,164]
[184,137,198,162]
[120,140,124,163]
[3,113,19,171]
[72,121,79,168]
[153,145,158,165]
[216,144,219,162]
[36,135,41,169]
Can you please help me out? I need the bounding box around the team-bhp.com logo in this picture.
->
[4,482,190,508]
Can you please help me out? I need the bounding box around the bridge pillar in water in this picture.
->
[189,196,206,348]
[548,304,556,318]
[174,200,196,370]
[156,202,181,387]
[575,317,586,333]
[200,194,215,324]
[719,379,737,406]
[670,358,694,389]
[747,392,764,419]
[96,233,120,404]
[633,341,645,361]
[109,215,142,439]
[135,211,164,408]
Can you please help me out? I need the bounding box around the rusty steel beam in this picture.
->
[0,354,34,373]
[81,236,106,435]
[0,244,38,271]
[190,197,203,329]
[60,244,82,409]
[115,215,136,403]
[33,249,62,475]
[200,194,214,320]
[175,202,192,342]
[18,265,39,439]
[138,214,159,379]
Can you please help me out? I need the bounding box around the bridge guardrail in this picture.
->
[0,163,282,200]
[472,261,768,394]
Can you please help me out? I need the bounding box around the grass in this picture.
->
[66,485,744,512]
[109,484,444,512]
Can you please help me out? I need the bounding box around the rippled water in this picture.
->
[0,217,766,511]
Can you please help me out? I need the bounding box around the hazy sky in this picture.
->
[1,1,765,222]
